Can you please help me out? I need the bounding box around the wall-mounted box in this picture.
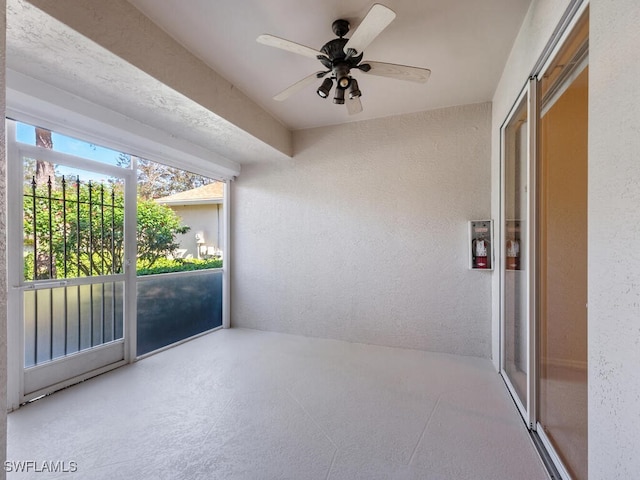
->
[469,220,493,270]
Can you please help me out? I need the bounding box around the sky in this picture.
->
[15,121,212,186]
[16,122,130,182]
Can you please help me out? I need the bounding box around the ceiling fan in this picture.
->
[257,3,431,115]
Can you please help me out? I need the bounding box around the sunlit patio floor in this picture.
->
[8,328,548,479]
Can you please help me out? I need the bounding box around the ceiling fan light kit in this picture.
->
[348,78,361,99]
[317,77,333,98]
[257,3,431,115]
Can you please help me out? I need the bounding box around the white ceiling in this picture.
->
[7,0,532,167]
[127,0,532,130]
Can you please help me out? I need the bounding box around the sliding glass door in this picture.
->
[500,6,588,478]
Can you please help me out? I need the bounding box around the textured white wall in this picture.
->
[232,103,492,357]
[490,0,572,367]
[589,0,640,477]
[0,0,7,476]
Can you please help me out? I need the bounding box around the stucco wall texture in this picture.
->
[0,0,7,476]
[589,0,640,477]
[232,103,492,358]
[20,0,291,159]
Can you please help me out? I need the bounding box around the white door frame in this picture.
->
[6,120,137,410]
[499,78,537,427]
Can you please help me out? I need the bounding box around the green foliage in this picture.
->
[136,257,223,276]
[136,199,190,269]
[23,181,193,280]
[23,180,125,279]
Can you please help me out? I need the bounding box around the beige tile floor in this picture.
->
[8,328,549,479]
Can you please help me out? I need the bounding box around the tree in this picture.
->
[27,127,58,278]
[137,199,190,268]
[112,155,213,200]
[35,127,56,187]
[134,157,213,200]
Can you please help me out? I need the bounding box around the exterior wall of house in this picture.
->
[232,103,493,358]
[0,0,7,476]
[170,204,222,259]
[493,0,640,476]
[589,0,640,476]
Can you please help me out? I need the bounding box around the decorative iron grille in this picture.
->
[24,175,125,281]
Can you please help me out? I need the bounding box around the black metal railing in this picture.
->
[24,175,125,281]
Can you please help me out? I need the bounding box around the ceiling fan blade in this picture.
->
[361,61,431,83]
[257,34,323,60]
[346,96,363,115]
[273,71,326,101]
[344,4,396,56]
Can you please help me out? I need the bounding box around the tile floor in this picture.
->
[8,328,549,479]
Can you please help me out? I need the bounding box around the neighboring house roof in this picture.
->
[155,182,224,206]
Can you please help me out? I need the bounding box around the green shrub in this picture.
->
[136,257,222,276]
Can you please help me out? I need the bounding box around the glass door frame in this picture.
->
[499,78,538,428]
[6,119,138,410]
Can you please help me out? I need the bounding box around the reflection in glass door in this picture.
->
[501,86,533,421]
[537,10,589,479]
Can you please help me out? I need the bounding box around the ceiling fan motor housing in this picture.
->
[320,38,363,68]
[319,37,363,86]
